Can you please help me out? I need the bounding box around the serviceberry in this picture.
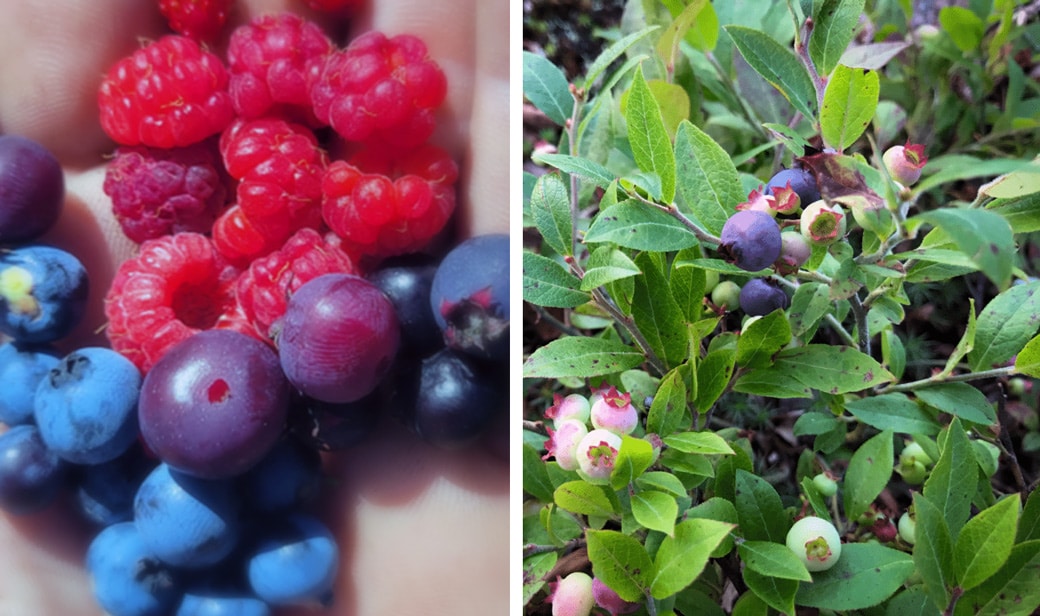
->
[786,516,842,572]
[718,210,782,272]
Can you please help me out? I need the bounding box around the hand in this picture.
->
[0,1,508,614]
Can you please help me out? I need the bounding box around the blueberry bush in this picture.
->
[522,1,1040,614]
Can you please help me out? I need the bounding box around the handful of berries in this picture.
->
[0,3,508,614]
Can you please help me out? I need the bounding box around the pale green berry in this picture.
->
[786,516,842,572]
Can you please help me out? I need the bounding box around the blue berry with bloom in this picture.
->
[0,244,88,343]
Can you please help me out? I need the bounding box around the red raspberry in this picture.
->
[305,0,363,11]
[104,232,251,373]
[98,35,235,149]
[236,228,359,340]
[158,0,232,42]
[226,12,333,125]
[309,31,447,149]
[103,139,230,243]
[213,118,328,264]
[322,144,458,261]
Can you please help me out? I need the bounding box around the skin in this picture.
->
[0,1,509,615]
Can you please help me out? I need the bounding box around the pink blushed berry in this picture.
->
[800,200,846,246]
[590,386,637,435]
[735,187,778,217]
[544,392,591,424]
[543,419,588,472]
[576,429,623,485]
[882,142,928,186]
[592,578,640,615]
[547,572,594,616]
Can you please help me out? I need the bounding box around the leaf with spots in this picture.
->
[809,0,866,76]
[795,543,914,610]
[522,336,646,378]
[650,518,735,599]
[522,251,590,308]
[735,344,892,398]
[723,25,816,120]
[956,540,1040,616]
[820,65,879,151]
[584,200,700,251]
[734,469,787,543]
[587,529,655,603]
[915,208,1015,292]
[968,279,1040,371]
[843,429,894,522]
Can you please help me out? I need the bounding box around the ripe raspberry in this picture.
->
[158,0,232,42]
[213,118,328,264]
[104,232,249,373]
[309,31,447,149]
[236,228,358,340]
[103,139,230,244]
[98,35,235,148]
[321,144,458,261]
[226,13,334,125]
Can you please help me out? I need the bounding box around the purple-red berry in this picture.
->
[738,278,789,316]
[719,210,782,272]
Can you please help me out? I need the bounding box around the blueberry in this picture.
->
[33,347,141,465]
[246,513,338,607]
[0,244,88,343]
[134,463,242,568]
[175,590,272,616]
[367,255,443,357]
[0,135,64,244]
[765,167,820,206]
[75,444,156,526]
[738,278,790,316]
[718,211,782,272]
[240,438,322,514]
[393,348,507,449]
[0,424,69,514]
[288,393,380,452]
[86,521,182,616]
[430,234,509,361]
[0,341,59,426]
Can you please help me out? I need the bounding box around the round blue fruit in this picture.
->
[86,521,182,616]
[75,445,155,527]
[175,590,272,616]
[430,234,509,362]
[134,463,242,568]
[0,341,59,426]
[0,424,68,515]
[0,244,88,343]
[765,166,820,205]
[246,513,338,607]
[34,347,141,464]
[241,437,322,514]
[739,278,790,316]
[0,135,65,244]
[719,211,782,272]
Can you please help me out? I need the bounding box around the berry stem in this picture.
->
[794,17,827,125]
[877,365,1017,395]
[632,192,722,246]
[848,292,871,356]
[566,87,586,259]
[590,286,668,377]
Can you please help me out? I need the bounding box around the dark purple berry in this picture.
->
[765,166,820,205]
[278,273,400,404]
[139,329,291,479]
[0,244,89,343]
[718,211,782,272]
[288,392,380,452]
[0,424,69,514]
[367,256,442,357]
[739,278,790,316]
[430,234,509,362]
[0,135,64,244]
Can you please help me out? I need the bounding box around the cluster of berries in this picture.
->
[711,143,927,318]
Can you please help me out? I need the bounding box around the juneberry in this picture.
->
[765,166,820,207]
[246,513,339,607]
[0,341,59,426]
[775,230,811,275]
[543,418,588,472]
[786,516,842,572]
[0,135,64,244]
[544,392,591,424]
[288,392,380,451]
[0,424,69,514]
[718,210,782,272]
[738,278,790,316]
[576,428,623,485]
[0,244,89,343]
[547,571,595,616]
[800,200,846,246]
[367,256,443,357]
[710,280,741,311]
[589,386,638,435]
[882,142,928,186]
[86,521,182,616]
[34,347,141,465]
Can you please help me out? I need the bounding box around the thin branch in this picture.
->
[877,366,1017,395]
[566,87,585,258]
[590,287,668,377]
[848,292,871,356]
[794,18,826,115]
[632,193,722,246]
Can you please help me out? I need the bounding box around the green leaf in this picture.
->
[914,383,996,426]
[636,471,688,498]
[522,251,589,308]
[522,551,557,605]
[585,26,660,89]
[882,329,906,381]
[1018,487,1040,543]
[735,344,893,397]
[581,246,641,291]
[734,367,813,399]
[939,298,976,379]
[695,347,737,412]
[626,65,676,203]
[988,192,1040,233]
[820,65,879,151]
[656,0,710,67]
[611,434,655,490]
[644,79,691,141]
[954,493,1021,591]
[788,281,832,338]
[736,310,792,369]
[632,489,679,536]
[647,368,687,436]
[734,470,787,543]
[529,173,572,256]
[523,444,555,503]
[915,208,1015,290]
[795,543,914,610]
[587,529,654,602]
[956,540,1040,616]
[674,120,745,236]
[651,518,735,598]
[800,476,832,521]
[522,51,572,125]
[584,200,700,251]
[664,431,735,455]
[923,418,976,538]
[670,246,707,323]
[979,165,1040,200]
[843,429,894,522]
[913,493,955,610]
[632,252,688,370]
[839,41,911,70]
[531,152,615,190]
[739,541,812,581]
[763,122,810,156]
[554,480,617,517]
[723,25,816,120]
[523,336,646,378]
[810,0,866,76]
[742,568,798,615]
[885,586,942,616]
[843,393,940,436]
[969,280,1040,371]
[916,156,1037,194]
[939,6,985,53]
